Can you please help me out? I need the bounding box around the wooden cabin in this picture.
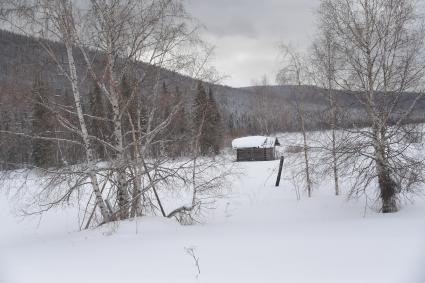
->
[232,136,280,162]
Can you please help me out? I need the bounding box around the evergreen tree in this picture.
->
[121,75,139,158]
[152,81,171,157]
[206,88,222,154]
[192,81,209,155]
[169,86,188,157]
[173,86,188,138]
[121,75,131,98]
[161,81,171,118]
[31,77,56,168]
[192,82,222,155]
[88,83,107,159]
[121,75,137,122]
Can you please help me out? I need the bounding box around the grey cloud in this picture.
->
[187,0,320,87]
[207,18,258,39]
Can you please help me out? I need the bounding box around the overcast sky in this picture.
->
[187,0,320,87]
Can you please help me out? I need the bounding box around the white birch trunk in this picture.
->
[298,102,312,198]
[328,84,339,196]
[64,42,111,222]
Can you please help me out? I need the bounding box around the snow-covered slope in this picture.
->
[1,145,425,283]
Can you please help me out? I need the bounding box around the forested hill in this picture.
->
[0,29,423,132]
[0,29,328,144]
[0,29,273,168]
[0,29,424,168]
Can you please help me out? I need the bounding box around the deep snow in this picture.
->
[1,143,425,283]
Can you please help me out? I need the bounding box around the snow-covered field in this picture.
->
[1,134,425,283]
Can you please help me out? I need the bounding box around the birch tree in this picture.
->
[0,0,113,222]
[1,0,230,226]
[311,29,341,196]
[277,44,313,197]
[318,0,425,212]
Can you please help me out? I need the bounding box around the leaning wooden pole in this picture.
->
[275,156,285,187]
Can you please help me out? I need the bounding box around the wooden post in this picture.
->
[275,156,284,187]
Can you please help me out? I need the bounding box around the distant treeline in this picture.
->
[0,29,424,169]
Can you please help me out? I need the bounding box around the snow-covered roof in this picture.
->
[232,136,279,149]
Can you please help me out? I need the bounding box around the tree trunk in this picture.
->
[297,101,312,197]
[372,124,398,213]
[128,114,142,218]
[329,91,339,196]
[65,42,111,222]
[378,167,398,213]
[107,58,129,220]
[375,145,398,213]
[302,128,312,198]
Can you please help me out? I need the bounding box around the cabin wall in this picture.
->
[236,147,275,161]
